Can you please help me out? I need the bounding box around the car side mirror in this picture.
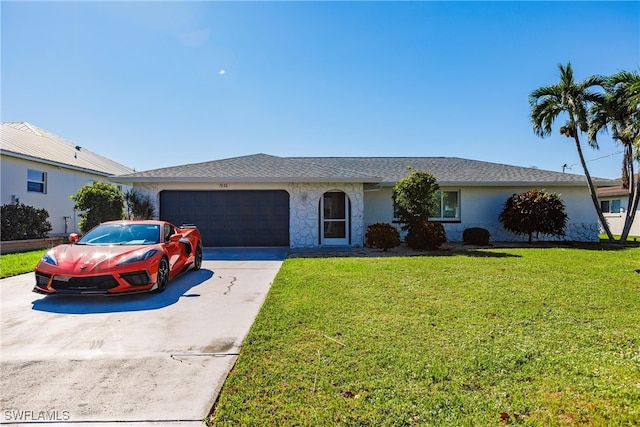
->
[69,233,79,243]
[169,234,182,242]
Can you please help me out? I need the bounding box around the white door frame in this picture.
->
[320,191,349,246]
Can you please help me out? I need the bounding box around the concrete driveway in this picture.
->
[1,247,287,426]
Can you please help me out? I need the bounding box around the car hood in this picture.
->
[42,244,158,274]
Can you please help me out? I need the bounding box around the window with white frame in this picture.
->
[601,199,621,214]
[27,169,47,194]
[393,190,461,222]
[431,190,460,220]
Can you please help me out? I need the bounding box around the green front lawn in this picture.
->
[209,247,640,426]
[0,249,46,279]
[600,234,640,242]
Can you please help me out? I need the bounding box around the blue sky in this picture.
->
[2,1,638,179]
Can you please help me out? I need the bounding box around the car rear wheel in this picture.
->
[193,244,202,271]
[155,257,169,293]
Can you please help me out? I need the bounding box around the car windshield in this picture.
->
[77,223,160,245]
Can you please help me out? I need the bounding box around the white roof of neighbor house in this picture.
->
[1,122,134,176]
[110,153,620,187]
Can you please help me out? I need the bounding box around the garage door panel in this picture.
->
[160,190,289,247]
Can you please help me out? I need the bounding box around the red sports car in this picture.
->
[33,220,203,295]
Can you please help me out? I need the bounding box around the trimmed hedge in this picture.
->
[463,227,490,245]
[365,223,401,251]
[1,203,52,241]
[405,221,447,250]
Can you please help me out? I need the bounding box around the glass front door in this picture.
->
[322,192,349,245]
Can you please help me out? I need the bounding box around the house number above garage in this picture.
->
[218,183,229,188]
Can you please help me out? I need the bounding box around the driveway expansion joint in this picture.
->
[170,352,240,360]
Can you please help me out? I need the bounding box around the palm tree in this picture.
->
[529,62,615,242]
[124,189,157,220]
[589,70,640,242]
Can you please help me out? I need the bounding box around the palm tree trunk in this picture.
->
[573,133,616,242]
[620,143,637,242]
[621,172,639,242]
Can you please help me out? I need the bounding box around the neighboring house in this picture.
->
[109,153,619,248]
[597,174,640,238]
[1,122,134,235]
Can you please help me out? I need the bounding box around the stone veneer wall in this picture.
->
[288,182,365,248]
[442,222,600,243]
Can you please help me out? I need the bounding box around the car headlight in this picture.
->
[41,250,58,266]
[117,249,158,266]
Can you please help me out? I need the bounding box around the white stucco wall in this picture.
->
[1,156,129,235]
[363,184,601,243]
[600,195,640,238]
[134,181,365,248]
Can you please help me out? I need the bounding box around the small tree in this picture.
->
[499,189,568,243]
[71,181,124,233]
[124,189,157,220]
[392,168,440,231]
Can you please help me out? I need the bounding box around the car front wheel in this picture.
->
[155,257,169,293]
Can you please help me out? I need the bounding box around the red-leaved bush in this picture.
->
[498,189,568,242]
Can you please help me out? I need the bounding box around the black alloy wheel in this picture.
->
[155,257,169,293]
[193,244,203,271]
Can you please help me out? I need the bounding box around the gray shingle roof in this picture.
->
[1,122,133,176]
[294,157,618,186]
[111,153,619,187]
[112,154,382,183]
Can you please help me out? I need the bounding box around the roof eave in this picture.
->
[597,190,629,197]
[375,180,618,187]
[446,181,619,187]
[109,176,383,184]
[1,149,115,177]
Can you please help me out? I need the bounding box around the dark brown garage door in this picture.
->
[159,190,290,247]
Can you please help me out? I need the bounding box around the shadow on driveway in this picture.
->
[203,247,289,261]
[30,268,214,315]
[28,247,288,315]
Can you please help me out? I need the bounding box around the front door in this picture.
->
[321,192,349,245]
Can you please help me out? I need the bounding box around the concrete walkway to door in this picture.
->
[0,247,288,427]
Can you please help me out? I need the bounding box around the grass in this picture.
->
[600,234,640,242]
[209,246,640,426]
[0,249,46,279]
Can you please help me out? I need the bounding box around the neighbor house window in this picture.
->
[27,169,46,193]
[601,200,621,214]
[431,191,460,220]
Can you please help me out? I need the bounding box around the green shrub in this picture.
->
[463,227,490,245]
[405,221,447,250]
[365,223,401,251]
[1,203,52,241]
[392,168,440,231]
[70,181,124,233]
